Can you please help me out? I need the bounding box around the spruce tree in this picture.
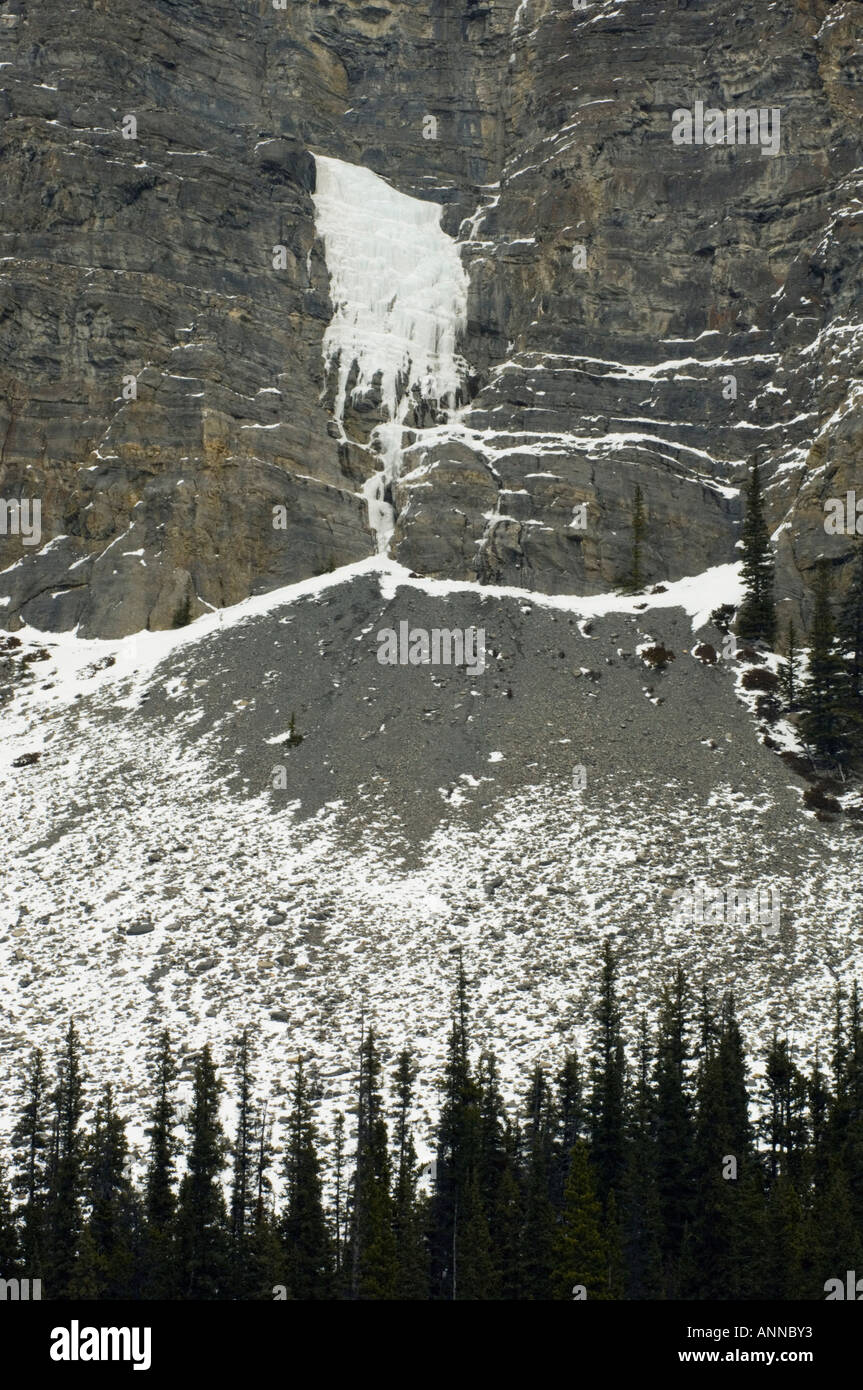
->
[737,458,776,644]
[476,1051,508,1223]
[603,1187,625,1299]
[491,1123,523,1300]
[552,1140,610,1299]
[46,1020,86,1298]
[350,1025,397,1298]
[810,1163,862,1299]
[553,1050,584,1208]
[653,966,694,1295]
[245,1100,283,1299]
[588,943,627,1206]
[0,1157,20,1278]
[829,982,863,1228]
[622,1017,664,1299]
[430,958,492,1299]
[75,1084,137,1298]
[780,619,800,710]
[11,1047,49,1278]
[142,1029,178,1298]
[332,1111,347,1290]
[761,1171,805,1299]
[690,993,759,1299]
[392,1049,428,1299]
[229,1028,257,1295]
[175,1044,229,1298]
[807,1044,831,1198]
[838,542,863,702]
[761,1036,809,1190]
[799,558,853,760]
[281,1058,333,1299]
[519,1065,556,1299]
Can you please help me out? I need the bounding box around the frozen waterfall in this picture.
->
[311,154,468,551]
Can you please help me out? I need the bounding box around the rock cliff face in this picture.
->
[0,0,861,636]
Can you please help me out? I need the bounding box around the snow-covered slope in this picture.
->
[2,562,861,1167]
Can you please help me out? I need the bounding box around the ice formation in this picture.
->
[312,154,469,549]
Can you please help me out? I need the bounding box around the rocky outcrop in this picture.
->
[1,0,861,635]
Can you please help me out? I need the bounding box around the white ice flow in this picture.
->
[312,154,468,550]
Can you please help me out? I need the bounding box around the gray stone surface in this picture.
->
[0,0,861,635]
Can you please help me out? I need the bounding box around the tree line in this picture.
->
[1,946,862,1300]
[731,459,863,765]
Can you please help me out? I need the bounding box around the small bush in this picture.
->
[641,644,675,671]
[693,642,718,664]
[710,603,736,633]
[754,694,781,724]
[780,750,812,778]
[803,784,841,814]
[737,645,765,664]
[741,667,779,692]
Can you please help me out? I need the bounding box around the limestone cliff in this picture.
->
[0,0,860,635]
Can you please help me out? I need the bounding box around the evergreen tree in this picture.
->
[553,1050,584,1207]
[552,1141,610,1300]
[519,1065,556,1299]
[350,1025,397,1299]
[45,1021,86,1298]
[245,1101,283,1299]
[588,943,627,1206]
[142,1028,177,1298]
[761,1172,805,1300]
[603,1187,625,1299]
[281,1058,333,1299]
[392,1049,428,1299]
[653,966,694,1295]
[74,1084,137,1298]
[807,1044,831,1198]
[780,619,800,710]
[229,1028,256,1295]
[838,542,863,702]
[430,959,492,1299]
[175,1045,229,1298]
[799,559,854,760]
[11,1047,49,1278]
[690,993,759,1299]
[476,1051,520,1298]
[622,1017,664,1298]
[476,1051,508,1222]
[0,1156,20,1278]
[491,1123,523,1300]
[809,1162,862,1299]
[737,458,776,644]
[829,982,863,1228]
[332,1111,347,1291]
[761,1036,808,1190]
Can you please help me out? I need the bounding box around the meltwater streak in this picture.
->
[311,154,468,551]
